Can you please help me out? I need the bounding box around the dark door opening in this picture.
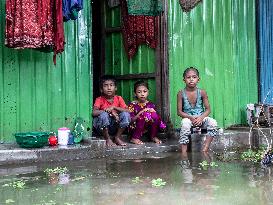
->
[91,0,170,123]
[92,0,103,101]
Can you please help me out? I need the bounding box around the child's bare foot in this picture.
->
[130,138,144,145]
[202,136,213,152]
[152,137,162,144]
[181,150,188,158]
[106,138,116,147]
[202,145,209,152]
[115,137,127,146]
[201,151,211,161]
[181,144,188,154]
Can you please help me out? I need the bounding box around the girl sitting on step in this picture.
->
[128,80,166,145]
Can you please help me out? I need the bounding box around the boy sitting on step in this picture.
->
[92,75,131,147]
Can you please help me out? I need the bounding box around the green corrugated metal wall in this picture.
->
[169,0,258,128]
[103,3,156,104]
[0,0,258,143]
[0,1,92,142]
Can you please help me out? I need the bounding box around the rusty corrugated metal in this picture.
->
[103,3,156,104]
[258,0,273,104]
[0,1,92,142]
[168,0,258,128]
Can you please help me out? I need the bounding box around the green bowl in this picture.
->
[14,132,50,148]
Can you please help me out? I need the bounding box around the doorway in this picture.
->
[92,0,170,123]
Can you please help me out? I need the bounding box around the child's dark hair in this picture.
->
[134,80,149,92]
[99,75,116,88]
[183,67,199,78]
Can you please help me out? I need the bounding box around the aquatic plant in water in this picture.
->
[199,160,218,170]
[5,199,15,204]
[199,160,209,167]
[241,149,265,163]
[210,161,219,167]
[151,178,166,187]
[132,177,142,184]
[44,167,68,175]
[2,180,26,189]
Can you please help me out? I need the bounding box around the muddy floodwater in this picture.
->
[0,152,271,205]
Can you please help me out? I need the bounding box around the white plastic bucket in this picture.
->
[58,127,70,146]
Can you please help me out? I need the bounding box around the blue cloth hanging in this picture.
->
[63,0,83,22]
[261,151,273,167]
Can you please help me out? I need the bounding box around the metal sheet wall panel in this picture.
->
[0,1,92,142]
[103,3,156,104]
[168,0,258,128]
[259,0,273,104]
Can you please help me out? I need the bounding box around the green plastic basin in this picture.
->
[14,132,50,148]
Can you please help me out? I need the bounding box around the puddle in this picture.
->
[0,152,270,205]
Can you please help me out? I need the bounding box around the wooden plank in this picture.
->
[100,1,106,75]
[160,0,170,123]
[156,16,162,117]
[115,73,155,80]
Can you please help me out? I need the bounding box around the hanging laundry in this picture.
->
[108,0,120,8]
[5,0,65,64]
[120,0,159,58]
[63,0,83,21]
[126,0,163,16]
[53,0,65,64]
[179,0,202,12]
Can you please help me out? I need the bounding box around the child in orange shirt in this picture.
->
[92,75,131,146]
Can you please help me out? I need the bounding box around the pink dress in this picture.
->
[128,101,166,140]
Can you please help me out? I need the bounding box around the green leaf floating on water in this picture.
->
[210,161,218,167]
[199,160,218,169]
[132,177,142,184]
[151,178,166,187]
[2,180,26,189]
[44,167,68,175]
[199,160,209,167]
[5,199,15,204]
[241,149,265,162]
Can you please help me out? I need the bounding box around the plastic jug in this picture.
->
[58,127,70,145]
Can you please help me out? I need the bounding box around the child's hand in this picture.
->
[135,108,150,119]
[111,110,120,122]
[148,108,156,112]
[193,116,203,126]
[105,106,115,113]
[113,113,120,122]
[139,108,150,114]
[189,116,196,123]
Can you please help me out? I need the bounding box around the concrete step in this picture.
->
[172,129,251,152]
[105,139,180,158]
[250,127,273,148]
[92,131,169,143]
[0,128,255,166]
[0,139,106,166]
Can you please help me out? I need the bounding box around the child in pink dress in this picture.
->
[128,80,166,145]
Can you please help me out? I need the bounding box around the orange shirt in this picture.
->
[93,95,127,110]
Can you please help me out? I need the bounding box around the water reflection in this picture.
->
[179,152,193,184]
[0,153,272,204]
[47,172,70,185]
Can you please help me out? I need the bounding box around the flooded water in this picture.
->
[0,152,272,205]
